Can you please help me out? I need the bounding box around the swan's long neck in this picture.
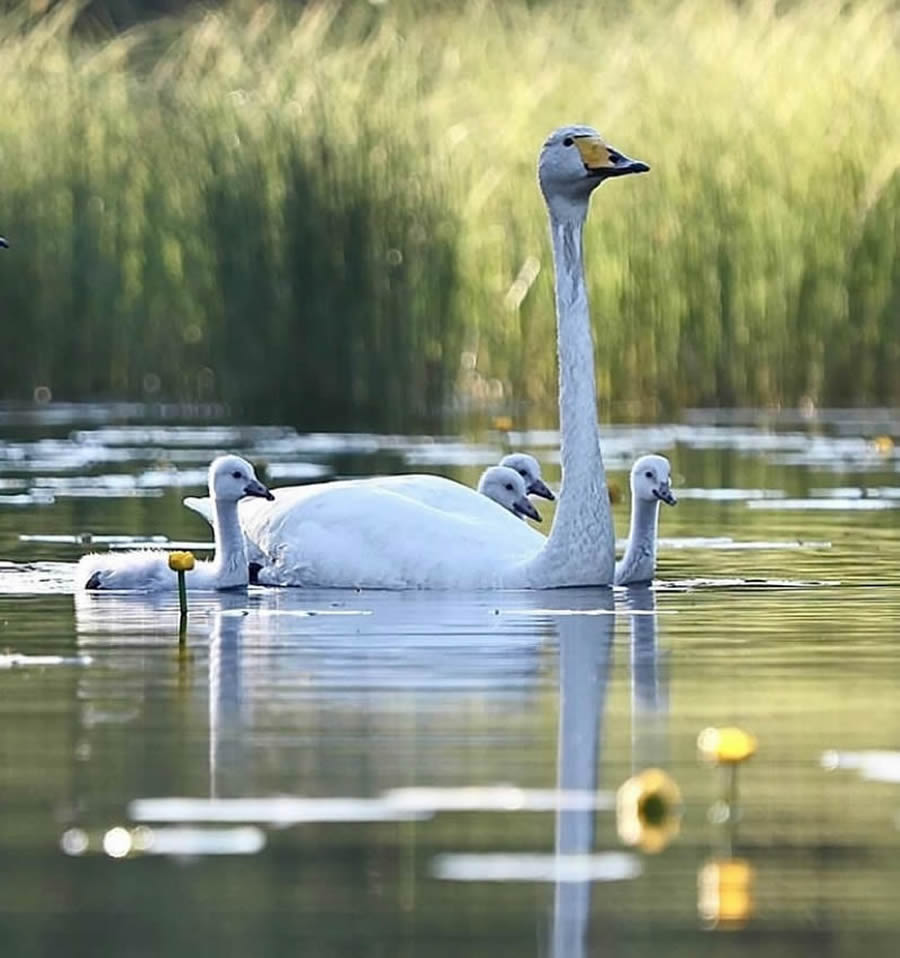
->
[525,212,614,586]
[210,497,249,588]
[615,498,660,586]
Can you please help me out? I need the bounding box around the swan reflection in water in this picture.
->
[551,587,667,958]
[73,587,552,797]
[73,584,668,954]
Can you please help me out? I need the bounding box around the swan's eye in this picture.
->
[232,470,243,479]
[563,136,574,147]
[505,483,514,491]
[608,150,623,164]
[644,471,654,479]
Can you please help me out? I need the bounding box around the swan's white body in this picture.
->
[180,451,673,589]
[614,455,677,586]
[237,476,544,589]
[189,127,647,590]
[75,455,272,592]
[183,461,541,563]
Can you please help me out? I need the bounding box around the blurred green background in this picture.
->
[0,0,897,428]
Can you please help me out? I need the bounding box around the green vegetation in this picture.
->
[0,0,898,426]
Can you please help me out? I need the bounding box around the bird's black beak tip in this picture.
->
[532,482,555,501]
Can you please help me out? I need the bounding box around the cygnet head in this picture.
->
[478,466,542,522]
[630,454,677,506]
[208,454,274,502]
[499,452,555,501]
[538,125,649,221]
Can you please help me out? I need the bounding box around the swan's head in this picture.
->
[0,237,8,248]
[538,125,648,220]
[478,465,542,522]
[499,452,555,501]
[631,454,677,506]
[208,454,274,502]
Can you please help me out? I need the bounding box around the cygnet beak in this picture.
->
[244,478,275,501]
[528,478,556,501]
[653,483,677,506]
[514,497,542,522]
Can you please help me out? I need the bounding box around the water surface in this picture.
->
[1,405,899,956]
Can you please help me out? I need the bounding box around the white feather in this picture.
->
[76,455,272,592]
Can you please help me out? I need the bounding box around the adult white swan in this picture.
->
[184,457,543,531]
[229,127,646,589]
[75,455,273,591]
[614,455,677,586]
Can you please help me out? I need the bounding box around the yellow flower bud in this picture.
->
[697,727,757,765]
[168,551,196,573]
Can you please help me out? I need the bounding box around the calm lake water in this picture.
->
[1,403,899,957]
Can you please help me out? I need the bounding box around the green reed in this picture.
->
[0,0,897,426]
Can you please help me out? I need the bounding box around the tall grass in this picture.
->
[0,0,897,426]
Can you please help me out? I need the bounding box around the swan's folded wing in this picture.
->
[183,496,214,525]
[363,474,498,516]
[242,478,543,589]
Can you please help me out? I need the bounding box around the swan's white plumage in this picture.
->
[184,456,542,528]
[245,477,543,589]
[183,461,542,577]
[75,550,205,592]
[75,455,272,591]
[182,451,676,588]
[183,495,215,524]
[188,127,647,590]
[614,454,677,586]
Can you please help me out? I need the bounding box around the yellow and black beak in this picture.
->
[574,136,649,178]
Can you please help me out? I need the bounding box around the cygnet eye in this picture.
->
[644,470,654,479]
[608,150,623,164]
[563,136,574,147]
[517,469,528,478]
[232,470,243,479]
[505,483,514,491]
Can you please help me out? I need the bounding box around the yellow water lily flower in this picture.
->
[697,727,757,765]
[168,551,196,573]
